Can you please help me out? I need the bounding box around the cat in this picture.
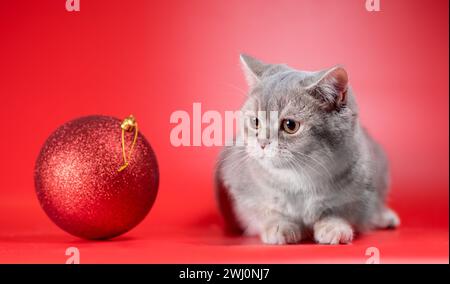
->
[215,54,400,245]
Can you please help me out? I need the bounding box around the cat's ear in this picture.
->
[306,66,349,111]
[240,54,268,88]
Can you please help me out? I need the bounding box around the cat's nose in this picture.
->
[259,140,270,149]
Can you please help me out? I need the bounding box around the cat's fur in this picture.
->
[215,54,400,245]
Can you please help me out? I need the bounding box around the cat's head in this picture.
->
[239,54,358,169]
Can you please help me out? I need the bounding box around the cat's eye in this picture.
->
[281,119,300,134]
[248,117,259,130]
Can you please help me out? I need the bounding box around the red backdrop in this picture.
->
[0,0,448,263]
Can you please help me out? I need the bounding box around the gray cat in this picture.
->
[215,54,400,245]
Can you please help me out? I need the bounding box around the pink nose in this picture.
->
[259,141,270,149]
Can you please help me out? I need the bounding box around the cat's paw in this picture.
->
[260,221,302,245]
[377,208,400,229]
[313,217,353,245]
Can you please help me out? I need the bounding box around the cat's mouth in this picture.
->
[249,150,275,160]
[251,152,278,168]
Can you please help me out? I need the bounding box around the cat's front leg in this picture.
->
[260,213,302,245]
[313,216,354,245]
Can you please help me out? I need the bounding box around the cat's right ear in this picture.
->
[306,66,349,111]
[240,54,268,88]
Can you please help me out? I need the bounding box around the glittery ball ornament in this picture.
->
[34,115,159,239]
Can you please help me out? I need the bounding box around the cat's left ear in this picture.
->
[240,54,269,88]
[306,66,348,111]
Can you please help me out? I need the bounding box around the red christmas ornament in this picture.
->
[34,115,159,239]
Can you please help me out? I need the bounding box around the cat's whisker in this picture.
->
[221,152,251,172]
[296,153,348,194]
[295,152,334,180]
[283,157,316,193]
[290,155,324,180]
[220,82,248,98]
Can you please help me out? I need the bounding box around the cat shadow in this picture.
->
[186,211,319,246]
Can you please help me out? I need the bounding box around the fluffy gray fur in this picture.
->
[215,54,399,245]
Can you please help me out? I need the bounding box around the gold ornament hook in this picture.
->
[118,115,139,172]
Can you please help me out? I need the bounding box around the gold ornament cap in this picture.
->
[118,115,139,172]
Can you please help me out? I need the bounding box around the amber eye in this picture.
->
[248,117,260,130]
[281,119,300,134]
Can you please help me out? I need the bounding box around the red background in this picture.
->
[0,0,448,263]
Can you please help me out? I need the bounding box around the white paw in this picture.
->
[314,217,353,245]
[260,221,302,245]
[378,208,400,229]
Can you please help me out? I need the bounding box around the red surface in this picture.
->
[0,0,448,263]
